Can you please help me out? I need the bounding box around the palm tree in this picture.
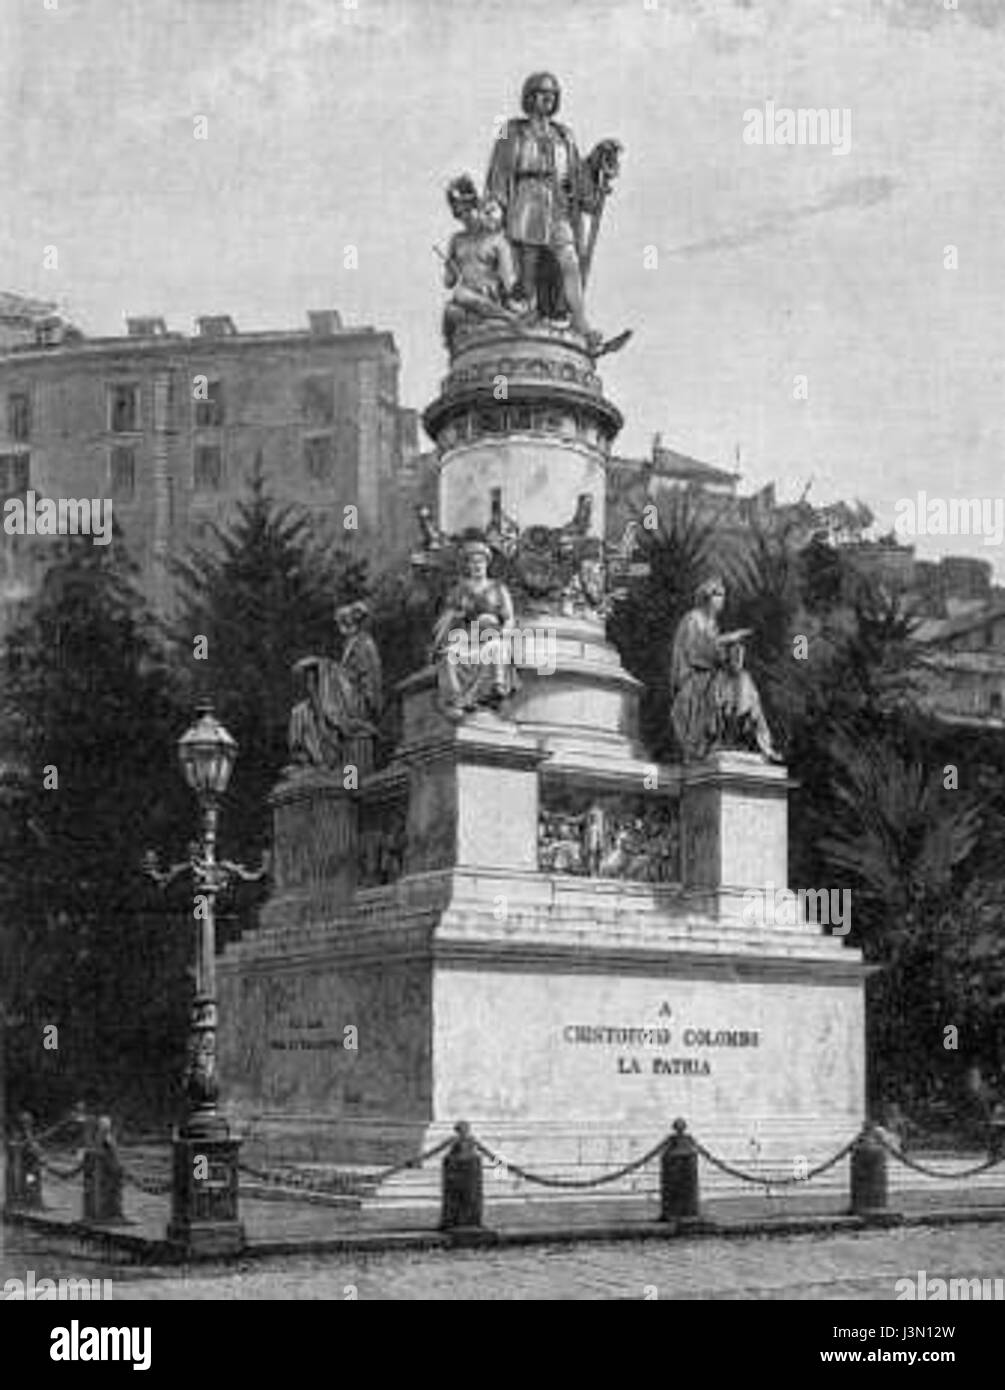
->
[815,729,983,1112]
[607,488,730,755]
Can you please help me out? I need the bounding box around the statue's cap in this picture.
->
[446,174,479,214]
[521,71,561,114]
[459,528,492,556]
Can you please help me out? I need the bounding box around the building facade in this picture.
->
[914,599,1005,730]
[0,309,419,624]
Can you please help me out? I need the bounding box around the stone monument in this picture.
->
[217,72,866,1208]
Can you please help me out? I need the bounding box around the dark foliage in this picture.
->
[0,530,191,1124]
[611,498,1005,1123]
[170,463,367,871]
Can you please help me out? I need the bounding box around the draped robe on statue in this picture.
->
[288,632,383,771]
[670,610,778,762]
[434,577,516,719]
[486,117,598,320]
[669,607,721,762]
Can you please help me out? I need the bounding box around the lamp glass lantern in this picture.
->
[177,705,238,801]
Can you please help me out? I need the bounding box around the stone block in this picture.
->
[681,752,791,916]
[269,767,358,902]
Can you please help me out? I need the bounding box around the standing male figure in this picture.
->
[486,72,607,343]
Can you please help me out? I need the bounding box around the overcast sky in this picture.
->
[3,0,1003,570]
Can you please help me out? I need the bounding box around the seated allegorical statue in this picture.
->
[711,636,780,762]
[440,175,529,351]
[431,534,518,720]
[287,600,383,773]
[669,577,780,763]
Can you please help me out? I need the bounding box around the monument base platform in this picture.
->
[219,863,867,1206]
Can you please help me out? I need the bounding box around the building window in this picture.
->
[194,380,225,428]
[990,691,1002,715]
[303,434,334,480]
[109,446,136,500]
[194,445,223,492]
[301,377,335,426]
[7,392,31,442]
[108,383,141,433]
[0,452,29,499]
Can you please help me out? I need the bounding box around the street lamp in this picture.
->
[176,705,236,1144]
[146,702,264,1258]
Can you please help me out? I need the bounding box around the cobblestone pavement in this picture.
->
[4,1220,1005,1300]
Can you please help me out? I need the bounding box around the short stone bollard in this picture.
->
[440,1121,483,1234]
[5,1113,43,1211]
[660,1117,700,1222]
[850,1123,888,1218]
[5,1139,43,1210]
[82,1116,125,1224]
[988,1104,1005,1162]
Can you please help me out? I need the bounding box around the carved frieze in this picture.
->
[538,787,681,883]
[358,797,408,888]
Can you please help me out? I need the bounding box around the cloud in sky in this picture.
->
[666,174,898,256]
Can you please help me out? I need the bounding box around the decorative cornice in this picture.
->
[394,726,550,772]
[681,755,796,797]
[423,382,623,443]
[221,927,870,984]
[429,937,872,983]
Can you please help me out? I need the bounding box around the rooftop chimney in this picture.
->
[196,315,238,338]
[33,317,67,347]
[126,316,168,337]
[308,309,343,337]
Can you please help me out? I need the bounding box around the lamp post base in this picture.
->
[166,1218,245,1259]
[166,1135,244,1259]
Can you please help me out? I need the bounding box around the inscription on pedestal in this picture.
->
[268,1016,351,1053]
[561,1002,759,1076]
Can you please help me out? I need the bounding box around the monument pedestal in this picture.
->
[219,737,866,1204]
[217,319,867,1209]
[681,751,790,921]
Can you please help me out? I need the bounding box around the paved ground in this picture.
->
[6,1147,1005,1299]
[4,1216,1005,1299]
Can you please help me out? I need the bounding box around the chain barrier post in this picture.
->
[81,1110,96,1219]
[440,1121,485,1237]
[5,1112,43,1211]
[850,1122,889,1219]
[989,1104,1005,1163]
[83,1115,126,1225]
[660,1117,700,1222]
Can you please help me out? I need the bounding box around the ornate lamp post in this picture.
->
[146,703,263,1257]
